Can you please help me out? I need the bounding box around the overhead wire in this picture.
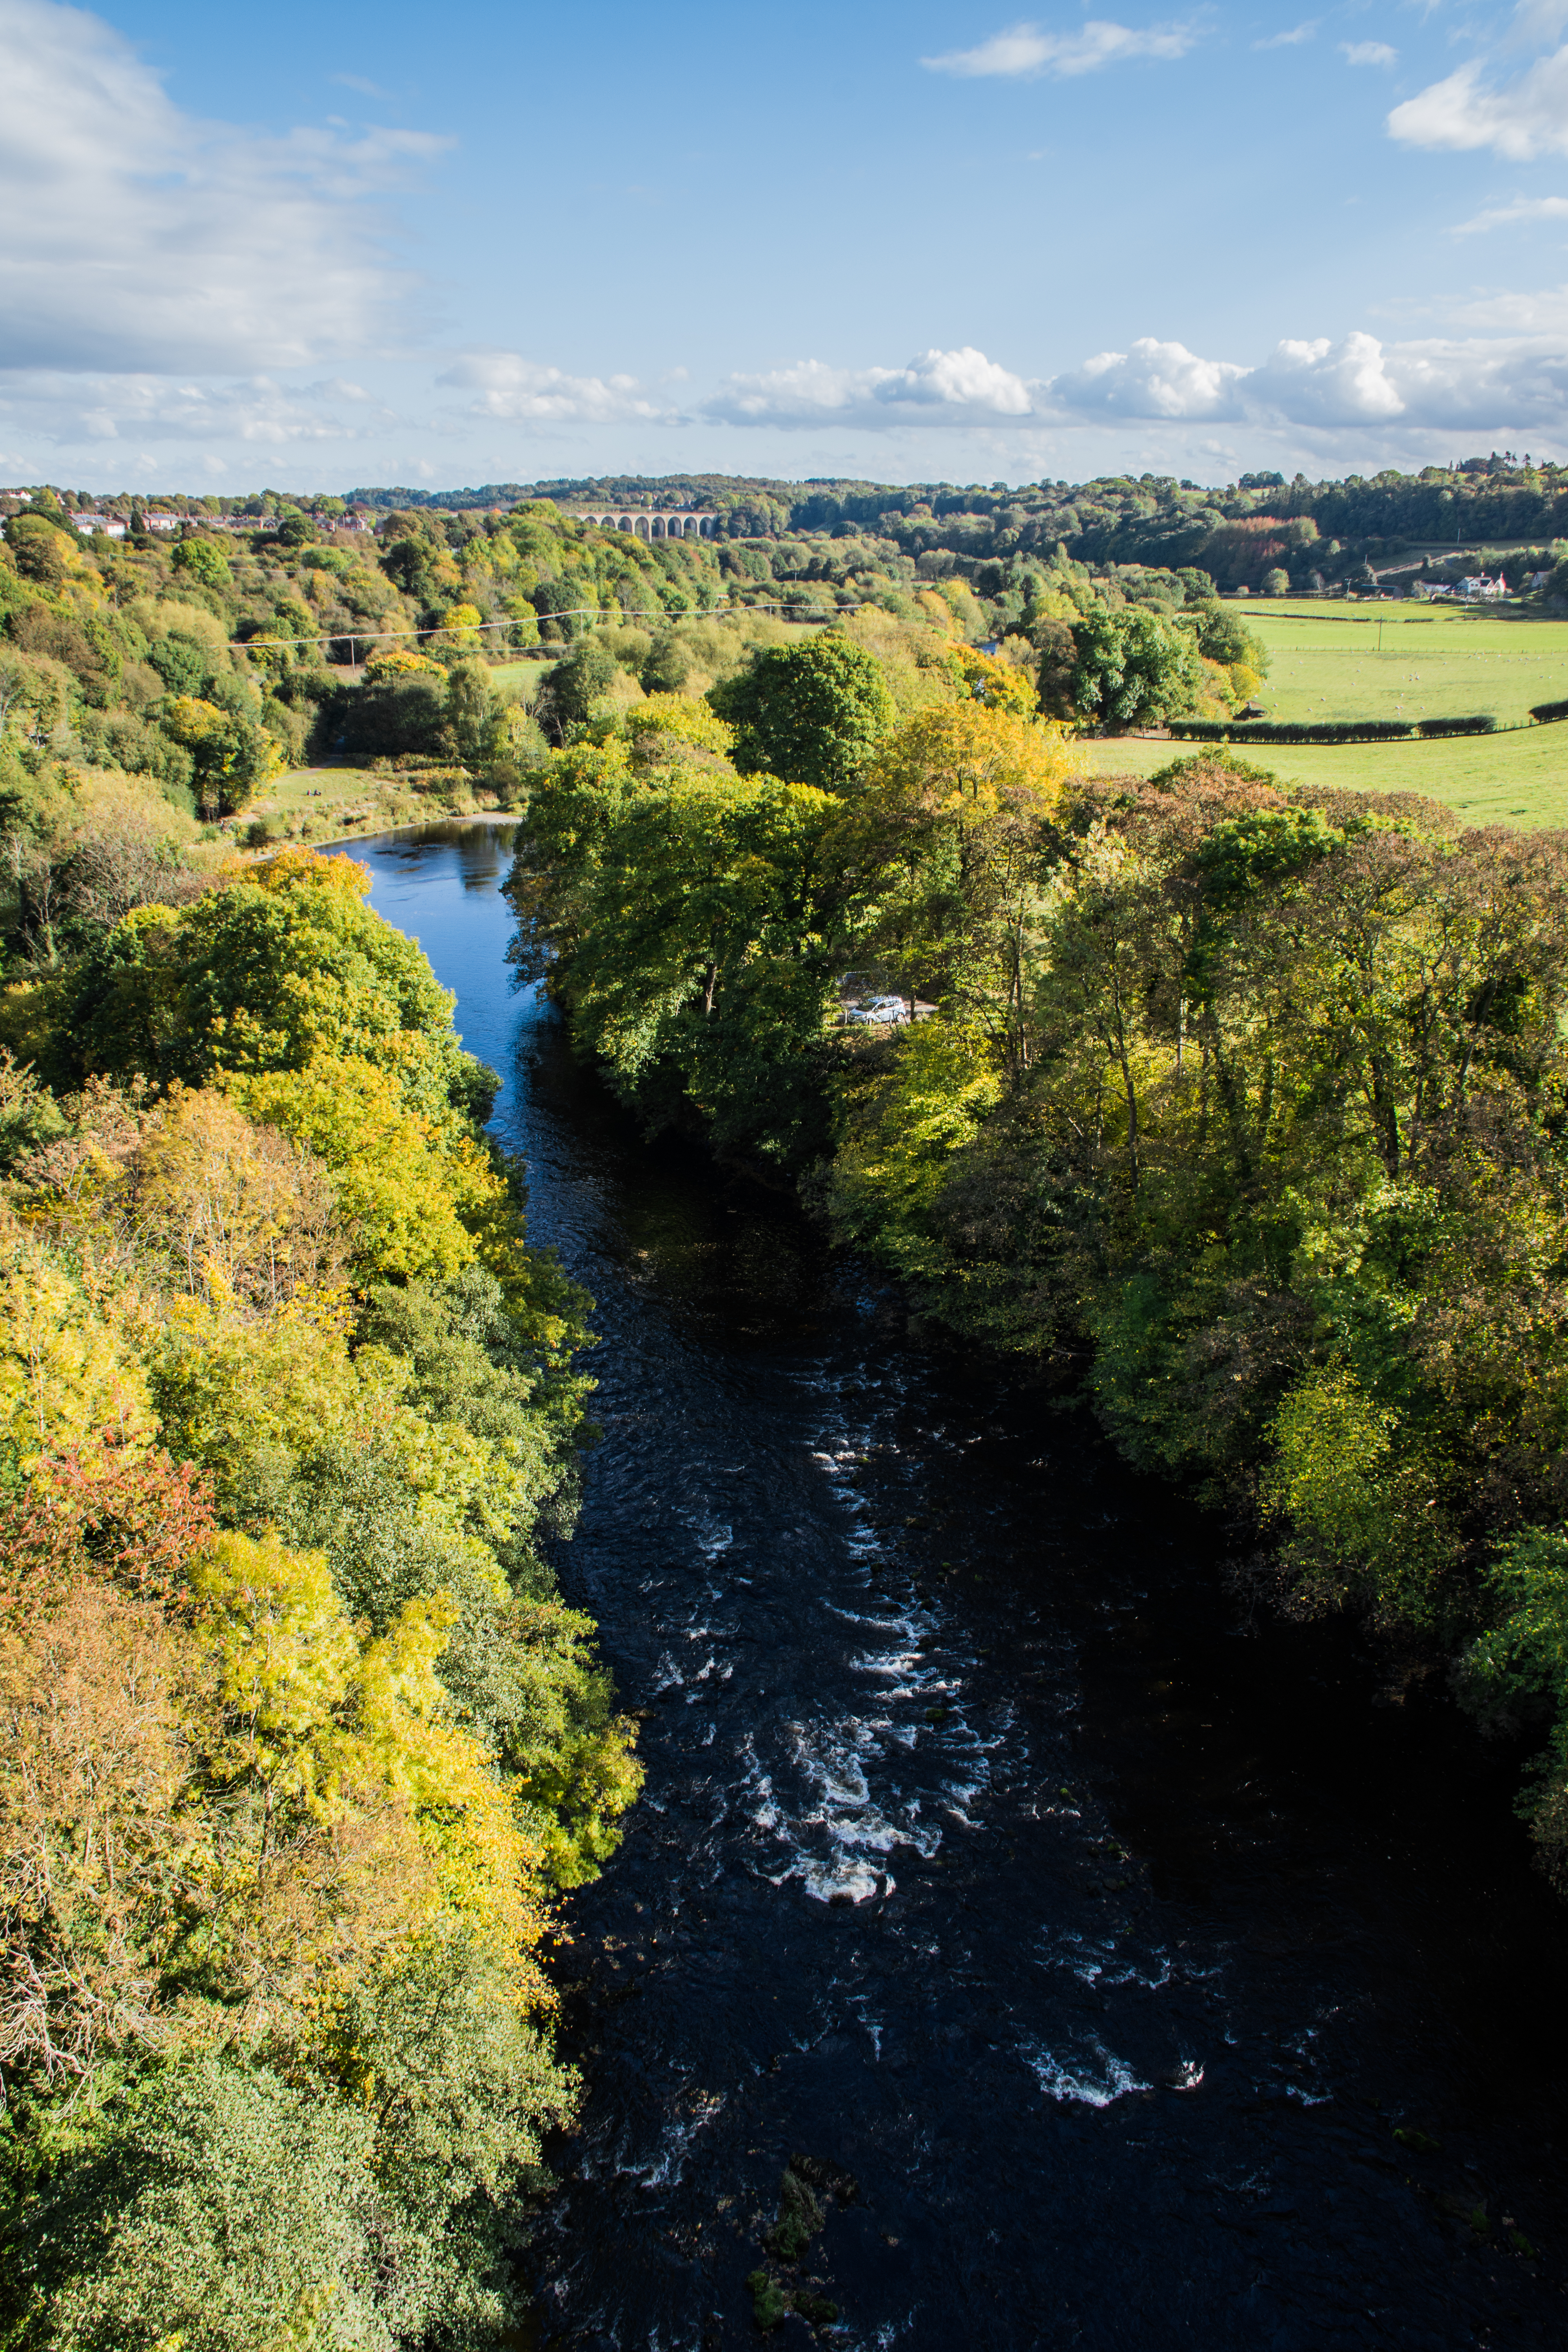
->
[227,597,844,657]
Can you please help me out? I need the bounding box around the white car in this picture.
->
[844,995,910,1024]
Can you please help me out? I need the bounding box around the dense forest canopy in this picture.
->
[0,838,644,2348]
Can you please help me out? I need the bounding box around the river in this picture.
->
[346,820,1566,2352]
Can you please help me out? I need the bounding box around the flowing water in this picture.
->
[346,822,1568,2352]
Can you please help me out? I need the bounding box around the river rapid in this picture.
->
[346,821,1567,2352]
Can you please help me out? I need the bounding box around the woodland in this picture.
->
[0,840,642,2347]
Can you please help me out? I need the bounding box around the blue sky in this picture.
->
[5,0,1568,492]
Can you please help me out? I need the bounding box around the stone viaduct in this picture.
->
[572,509,719,539]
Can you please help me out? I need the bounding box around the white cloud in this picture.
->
[0,370,389,445]
[1254,21,1316,49]
[1245,332,1405,422]
[0,0,447,374]
[1389,47,1568,158]
[1047,337,1248,418]
[1450,194,1568,234]
[1341,40,1397,68]
[438,352,674,424]
[702,347,1034,428]
[1045,327,1568,431]
[650,327,1568,437]
[921,17,1200,79]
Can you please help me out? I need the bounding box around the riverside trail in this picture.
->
[343,820,1568,2352]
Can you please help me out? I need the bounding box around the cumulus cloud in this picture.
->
[1341,40,1396,68]
[437,352,674,424]
[921,17,1200,79]
[1044,328,1568,431]
[1254,21,1316,48]
[0,0,447,373]
[702,347,1034,428]
[1047,337,1248,418]
[1450,194,1568,234]
[666,328,1568,437]
[1245,333,1404,423]
[1389,46,1568,158]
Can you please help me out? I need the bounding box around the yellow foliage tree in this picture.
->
[0,1229,157,1473]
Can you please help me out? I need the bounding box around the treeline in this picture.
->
[0,848,637,2349]
[327,456,1568,587]
[23,453,1568,645]
[510,633,1568,1892]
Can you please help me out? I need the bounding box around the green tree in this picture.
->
[539,640,617,738]
[641,629,692,695]
[4,516,71,586]
[1066,606,1207,732]
[53,849,486,1118]
[443,659,508,767]
[709,633,895,791]
[170,537,232,590]
[158,695,280,818]
[1185,601,1268,673]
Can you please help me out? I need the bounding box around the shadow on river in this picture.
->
[343,822,1568,2352]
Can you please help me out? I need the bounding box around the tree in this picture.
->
[537,640,617,739]
[170,538,231,590]
[54,851,481,1120]
[4,517,72,587]
[443,659,507,767]
[1066,606,1207,732]
[641,629,691,695]
[158,696,281,818]
[147,633,211,698]
[1186,602,1266,672]
[709,634,895,792]
[846,704,1072,1063]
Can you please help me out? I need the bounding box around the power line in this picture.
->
[227,599,844,657]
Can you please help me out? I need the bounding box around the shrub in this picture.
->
[1416,714,1496,738]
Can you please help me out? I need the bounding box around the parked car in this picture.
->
[843,995,909,1024]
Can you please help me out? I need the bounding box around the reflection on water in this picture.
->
[345,825,1568,2352]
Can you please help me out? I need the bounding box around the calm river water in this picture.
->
[345,821,1567,2352]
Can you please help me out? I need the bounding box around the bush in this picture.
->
[317,677,448,759]
[1167,719,1415,746]
[1416,714,1496,738]
[1531,699,1568,724]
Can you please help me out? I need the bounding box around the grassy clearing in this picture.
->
[487,657,555,701]
[1074,721,1568,830]
[1243,603,1568,730]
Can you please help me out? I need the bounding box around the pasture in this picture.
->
[1243,603,1568,731]
[1074,716,1568,831]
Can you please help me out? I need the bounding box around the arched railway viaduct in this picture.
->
[572,509,719,539]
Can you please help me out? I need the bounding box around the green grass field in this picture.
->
[1064,600,1568,830]
[487,658,554,700]
[1244,603,1568,730]
[1074,720,1568,830]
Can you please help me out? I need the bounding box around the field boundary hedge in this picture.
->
[1160,711,1546,748]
